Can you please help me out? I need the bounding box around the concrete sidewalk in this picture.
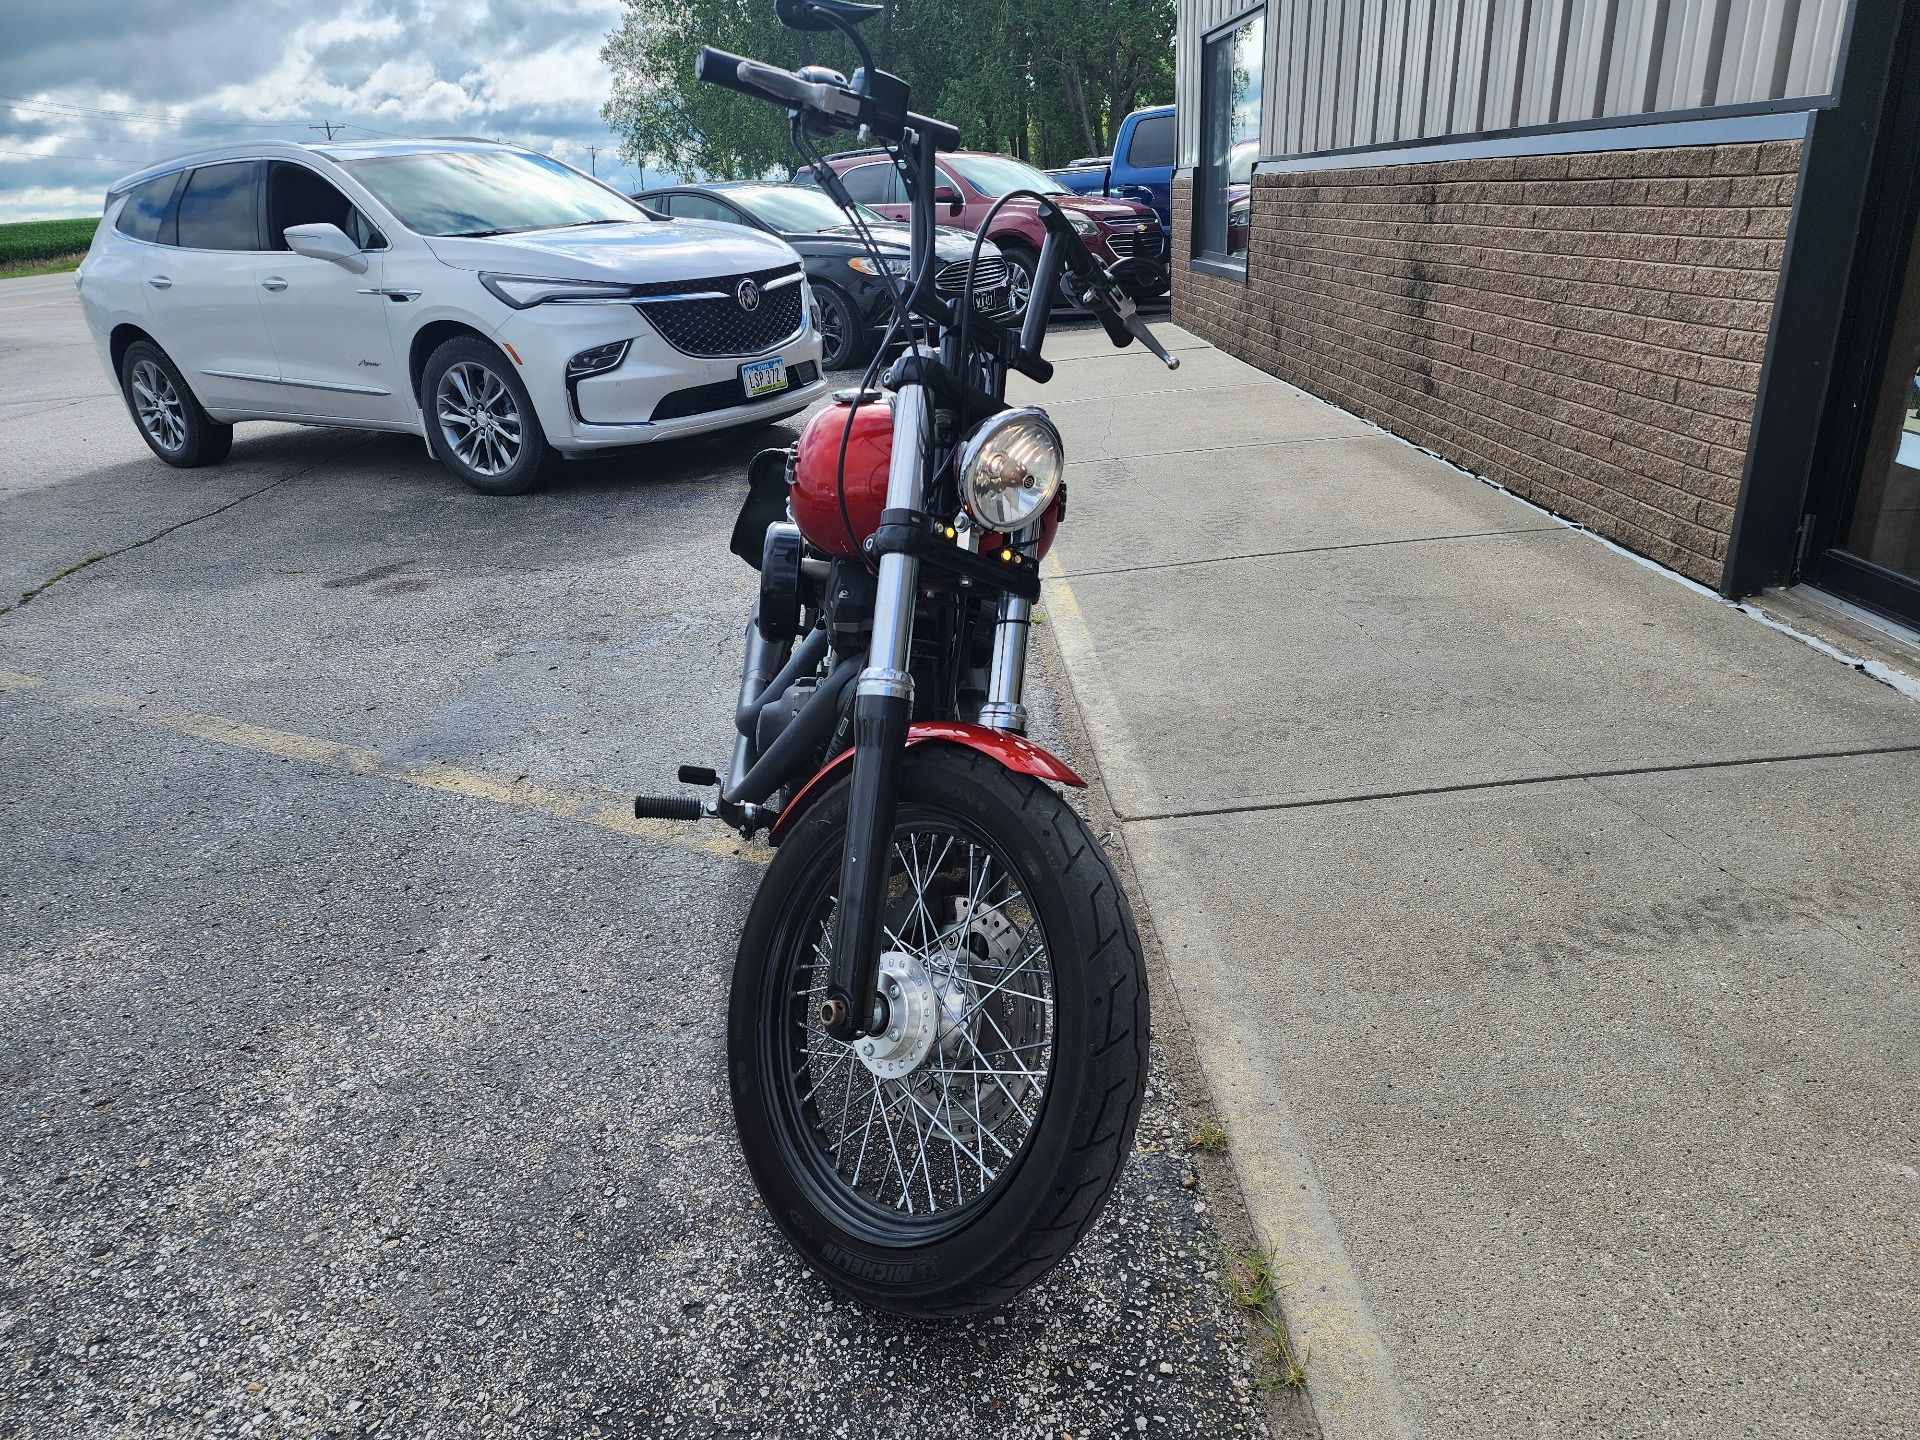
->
[1013,327,1920,1440]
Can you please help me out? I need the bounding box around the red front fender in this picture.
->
[766,722,1085,844]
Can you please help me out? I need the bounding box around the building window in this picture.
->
[1197,13,1262,263]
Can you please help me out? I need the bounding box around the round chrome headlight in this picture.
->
[957,407,1064,532]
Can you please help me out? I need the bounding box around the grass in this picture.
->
[1224,1245,1309,1390]
[0,217,97,279]
[1186,1118,1230,1152]
[0,216,97,264]
[0,254,86,279]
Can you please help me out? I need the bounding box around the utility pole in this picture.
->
[309,120,346,141]
[585,144,599,176]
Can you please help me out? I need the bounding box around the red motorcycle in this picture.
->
[635,0,1179,1316]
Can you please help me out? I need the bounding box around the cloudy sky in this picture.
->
[0,0,667,221]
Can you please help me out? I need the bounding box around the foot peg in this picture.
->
[634,794,704,821]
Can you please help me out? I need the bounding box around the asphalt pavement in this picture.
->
[0,275,1290,1439]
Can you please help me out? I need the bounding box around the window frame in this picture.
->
[1124,113,1175,171]
[112,169,186,247]
[265,159,390,253]
[838,160,905,207]
[173,159,268,253]
[1193,8,1264,276]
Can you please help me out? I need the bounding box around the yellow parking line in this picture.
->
[0,667,765,865]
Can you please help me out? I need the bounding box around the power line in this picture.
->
[0,130,179,153]
[0,94,307,129]
[0,143,128,164]
[309,120,347,141]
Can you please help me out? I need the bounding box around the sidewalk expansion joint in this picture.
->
[1085,432,1370,465]
[1058,525,1563,578]
[1118,741,1920,823]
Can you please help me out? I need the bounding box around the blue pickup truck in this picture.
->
[1048,104,1176,242]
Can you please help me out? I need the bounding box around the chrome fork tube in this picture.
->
[825,381,930,1041]
[859,383,929,702]
[979,525,1035,732]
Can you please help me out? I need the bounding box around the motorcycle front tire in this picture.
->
[728,743,1148,1317]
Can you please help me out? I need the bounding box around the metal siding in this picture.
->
[1401,0,1435,138]
[1484,0,1530,129]
[1785,0,1846,95]
[1210,0,1846,165]
[1338,0,1367,147]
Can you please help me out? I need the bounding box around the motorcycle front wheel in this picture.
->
[729,743,1148,1317]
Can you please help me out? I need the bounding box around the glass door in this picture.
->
[1804,4,1920,628]
[1839,230,1920,590]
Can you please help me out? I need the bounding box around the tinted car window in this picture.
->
[176,162,261,250]
[723,184,889,233]
[1125,114,1174,170]
[839,162,903,206]
[267,162,385,250]
[664,193,741,224]
[115,172,180,244]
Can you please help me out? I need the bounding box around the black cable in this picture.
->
[955,187,1056,393]
[792,121,916,566]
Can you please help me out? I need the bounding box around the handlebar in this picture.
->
[695,34,1172,371]
[694,46,960,150]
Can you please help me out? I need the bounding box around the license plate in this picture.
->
[740,357,789,399]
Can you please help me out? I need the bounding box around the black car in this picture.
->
[632,181,1009,370]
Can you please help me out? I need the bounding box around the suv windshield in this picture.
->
[341,150,643,237]
[725,184,889,233]
[944,154,1066,198]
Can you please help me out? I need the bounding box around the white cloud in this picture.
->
[1,0,644,219]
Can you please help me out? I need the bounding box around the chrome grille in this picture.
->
[935,255,1011,296]
[632,264,806,358]
[1106,226,1164,259]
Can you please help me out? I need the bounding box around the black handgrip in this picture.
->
[695,46,765,100]
[905,110,962,152]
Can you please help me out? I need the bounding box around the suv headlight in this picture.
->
[957,407,1063,531]
[480,273,636,308]
[1067,212,1099,238]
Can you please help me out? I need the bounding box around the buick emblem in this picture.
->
[735,278,762,312]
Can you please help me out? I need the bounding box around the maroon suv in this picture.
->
[799,149,1167,312]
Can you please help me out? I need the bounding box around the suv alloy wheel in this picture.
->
[422,337,556,496]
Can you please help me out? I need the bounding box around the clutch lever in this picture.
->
[1123,306,1180,371]
[1069,268,1181,372]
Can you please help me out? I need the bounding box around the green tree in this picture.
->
[601,0,1173,179]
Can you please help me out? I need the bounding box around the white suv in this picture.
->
[76,140,828,494]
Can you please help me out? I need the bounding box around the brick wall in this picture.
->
[1171,141,1802,588]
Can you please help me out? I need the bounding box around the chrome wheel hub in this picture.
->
[435,361,523,477]
[790,829,1057,1218]
[854,951,947,1080]
[130,359,186,452]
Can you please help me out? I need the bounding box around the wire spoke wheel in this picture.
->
[435,361,522,477]
[785,826,1056,1225]
[131,359,186,452]
[730,747,1147,1316]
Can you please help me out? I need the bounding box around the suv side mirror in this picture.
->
[932,184,963,215]
[284,222,369,274]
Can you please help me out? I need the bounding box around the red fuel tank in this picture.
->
[792,396,892,560]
